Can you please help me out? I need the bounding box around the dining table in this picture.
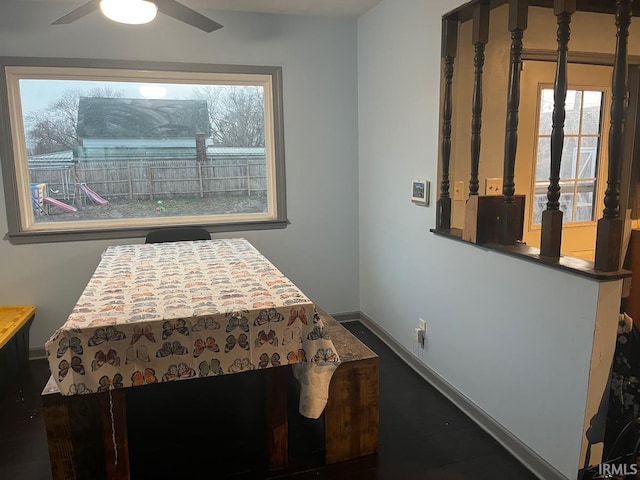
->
[44,237,341,419]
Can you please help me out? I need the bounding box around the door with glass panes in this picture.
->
[515,61,612,261]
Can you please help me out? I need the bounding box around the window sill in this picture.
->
[430,228,631,282]
[5,219,289,245]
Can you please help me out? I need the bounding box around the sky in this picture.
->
[18,79,215,116]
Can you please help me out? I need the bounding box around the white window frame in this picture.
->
[529,83,608,230]
[0,57,287,244]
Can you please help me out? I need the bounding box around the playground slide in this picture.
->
[44,197,77,213]
[79,184,109,205]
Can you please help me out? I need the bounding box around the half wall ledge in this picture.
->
[430,228,632,282]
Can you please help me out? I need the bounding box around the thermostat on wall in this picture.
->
[411,179,429,205]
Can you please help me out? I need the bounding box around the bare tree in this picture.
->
[192,85,224,137]
[194,85,265,147]
[25,87,124,155]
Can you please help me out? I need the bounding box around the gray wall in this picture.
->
[0,2,360,348]
[0,1,623,477]
[357,0,620,477]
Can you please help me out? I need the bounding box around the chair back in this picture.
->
[145,227,211,244]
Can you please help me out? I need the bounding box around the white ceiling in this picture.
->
[203,0,382,16]
[36,0,383,17]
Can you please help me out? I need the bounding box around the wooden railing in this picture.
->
[594,0,633,271]
[437,0,634,273]
[539,0,575,259]
[469,1,489,198]
[499,0,528,246]
[436,17,458,230]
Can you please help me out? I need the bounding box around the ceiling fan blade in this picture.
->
[155,0,223,32]
[52,0,100,25]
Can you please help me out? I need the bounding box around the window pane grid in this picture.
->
[532,88,603,225]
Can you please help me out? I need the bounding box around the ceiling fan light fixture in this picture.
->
[99,0,158,25]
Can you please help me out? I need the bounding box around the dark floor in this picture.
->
[0,321,538,480]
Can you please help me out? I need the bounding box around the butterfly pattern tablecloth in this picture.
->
[45,238,340,419]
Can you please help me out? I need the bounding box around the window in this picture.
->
[0,58,287,243]
[531,88,604,225]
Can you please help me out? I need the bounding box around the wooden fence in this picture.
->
[28,156,267,201]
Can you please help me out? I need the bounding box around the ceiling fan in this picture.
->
[52,0,223,33]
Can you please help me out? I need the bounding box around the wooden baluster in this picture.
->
[540,0,576,258]
[437,17,458,230]
[469,1,490,197]
[462,1,491,244]
[594,0,633,272]
[499,0,528,245]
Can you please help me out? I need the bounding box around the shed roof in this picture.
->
[77,97,210,139]
[27,150,75,165]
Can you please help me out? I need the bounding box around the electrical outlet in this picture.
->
[485,178,503,195]
[453,181,465,201]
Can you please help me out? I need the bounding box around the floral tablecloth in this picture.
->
[45,238,340,418]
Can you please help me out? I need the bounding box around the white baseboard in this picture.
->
[358,311,569,480]
[331,311,361,323]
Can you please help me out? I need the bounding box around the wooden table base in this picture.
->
[42,378,129,480]
[42,316,379,478]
